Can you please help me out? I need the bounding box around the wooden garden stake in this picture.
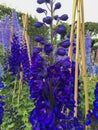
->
[80,0,89,117]
[68,0,89,125]
[74,0,80,117]
[22,14,31,61]
[68,0,77,61]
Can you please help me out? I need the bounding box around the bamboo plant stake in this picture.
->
[74,0,80,117]
[22,14,31,61]
[80,0,89,116]
[68,0,89,119]
[68,0,77,61]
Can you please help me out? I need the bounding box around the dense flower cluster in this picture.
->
[0,80,5,125]
[20,41,30,81]
[84,34,92,73]
[8,34,21,76]
[28,0,84,129]
[0,16,10,52]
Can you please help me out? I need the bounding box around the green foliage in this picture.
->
[0,72,34,130]
[79,75,98,117]
[91,38,98,49]
[85,22,98,36]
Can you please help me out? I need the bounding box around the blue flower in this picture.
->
[56,47,67,56]
[60,14,68,21]
[33,46,42,54]
[34,35,45,42]
[20,42,30,81]
[0,80,4,89]
[37,0,45,4]
[59,39,70,48]
[36,7,46,13]
[56,24,66,34]
[34,22,44,28]
[54,2,61,10]
[44,43,53,54]
[93,100,98,108]
[43,16,52,25]
[8,34,21,75]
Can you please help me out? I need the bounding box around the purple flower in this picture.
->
[44,43,53,54]
[54,2,61,10]
[20,42,30,81]
[8,34,21,75]
[57,47,67,56]
[60,14,68,21]
[0,80,4,89]
[37,0,45,4]
[36,7,46,13]
[34,22,44,28]
[59,39,70,48]
[33,46,42,54]
[56,24,66,34]
[93,100,98,108]
[0,100,4,124]
[34,35,45,42]
[43,16,52,25]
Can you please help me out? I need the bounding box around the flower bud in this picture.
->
[37,0,45,4]
[34,22,43,28]
[43,16,52,25]
[44,43,53,54]
[54,2,61,10]
[36,7,46,13]
[57,47,67,56]
[60,14,68,21]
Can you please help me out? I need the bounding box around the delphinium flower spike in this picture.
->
[28,0,84,129]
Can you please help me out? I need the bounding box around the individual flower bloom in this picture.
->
[54,2,61,10]
[56,24,66,34]
[66,34,70,38]
[56,47,67,56]
[93,100,98,109]
[92,108,98,119]
[36,7,46,13]
[44,43,53,54]
[54,87,68,103]
[43,16,52,25]
[34,21,44,28]
[54,15,59,20]
[0,101,5,124]
[39,40,46,45]
[84,119,91,126]
[30,79,43,93]
[33,46,42,54]
[34,35,44,42]
[59,14,68,21]
[59,39,70,48]
[96,82,98,88]
[37,0,45,4]
[55,122,66,130]
[0,80,4,89]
